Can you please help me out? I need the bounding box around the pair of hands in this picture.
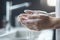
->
[17,10,60,31]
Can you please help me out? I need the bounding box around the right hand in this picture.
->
[17,10,60,31]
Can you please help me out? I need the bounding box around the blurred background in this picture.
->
[0,0,56,40]
[0,0,55,28]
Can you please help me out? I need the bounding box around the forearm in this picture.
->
[49,17,60,29]
[53,18,60,29]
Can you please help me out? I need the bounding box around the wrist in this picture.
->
[48,17,57,29]
[50,17,60,29]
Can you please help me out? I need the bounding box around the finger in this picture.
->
[24,10,33,14]
[28,15,40,19]
[19,13,28,17]
[28,14,48,19]
[17,14,27,21]
[24,10,47,15]
[24,20,41,31]
[33,10,47,14]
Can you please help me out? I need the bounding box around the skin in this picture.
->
[17,10,60,31]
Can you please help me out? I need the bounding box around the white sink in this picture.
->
[0,27,53,40]
[0,27,40,40]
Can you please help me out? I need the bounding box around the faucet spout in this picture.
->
[6,1,30,32]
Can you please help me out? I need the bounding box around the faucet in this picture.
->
[6,1,30,32]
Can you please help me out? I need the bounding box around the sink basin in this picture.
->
[0,27,40,40]
[0,27,53,40]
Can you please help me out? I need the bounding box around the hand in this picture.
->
[17,10,60,31]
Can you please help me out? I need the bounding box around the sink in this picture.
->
[0,27,40,40]
[0,27,53,40]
